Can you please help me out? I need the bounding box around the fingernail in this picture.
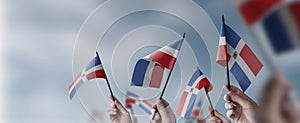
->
[217,119,221,123]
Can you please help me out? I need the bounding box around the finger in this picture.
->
[224,94,231,102]
[159,98,170,107]
[109,95,116,101]
[107,107,117,112]
[156,99,166,111]
[227,91,256,109]
[225,102,235,110]
[226,110,235,119]
[156,99,168,118]
[214,110,229,122]
[208,117,221,123]
[114,100,128,113]
[208,106,214,117]
[108,110,117,115]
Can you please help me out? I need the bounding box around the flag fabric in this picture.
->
[126,91,139,108]
[68,53,106,100]
[138,100,154,115]
[125,90,154,115]
[176,68,212,118]
[145,38,184,70]
[185,99,206,123]
[131,59,164,88]
[235,0,300,54]
[216,20,263,92]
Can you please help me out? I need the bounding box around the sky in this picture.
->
[2,0,300,123]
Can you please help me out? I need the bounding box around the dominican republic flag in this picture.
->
[176,68,212,118]
[216,20,263,92]
[131,59,164,88]
[234,0,300,54]
[126,90,139,108]
[184,98,206,123]
[68,53,106,100]
[125,90,154,115]
[145,37,184,70]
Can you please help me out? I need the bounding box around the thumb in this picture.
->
[156,99,168,118]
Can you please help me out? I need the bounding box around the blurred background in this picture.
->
[1,0,299,123]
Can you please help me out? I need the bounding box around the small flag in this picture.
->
[185,99,206,123]
[125,90,154,115]
[68,53,106,100]
[216,20,263,92]
[145,37,184,70]
[234,0,300,54]
[176,68,212,118]
[131,59,164,88]
[138,100,154,115]
[126,90,139,108]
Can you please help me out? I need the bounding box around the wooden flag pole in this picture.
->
[96,51,115,101]
[206,92,215,116]
[222,15,231,92]
[152,32,186,120]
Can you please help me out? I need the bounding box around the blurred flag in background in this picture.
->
[234,0,300,55]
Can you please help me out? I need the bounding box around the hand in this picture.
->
[258,74,300,123]
[207,106,230,123]
[150,99,176,123]
[224,85,258,123]
[107,96,132,123]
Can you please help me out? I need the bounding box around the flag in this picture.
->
[125,90,154,115]
[131,59,164,88]
[185,99,206,123]
[216,20,263,92]
[145,37,184,70]
[138,99,154,115]
[176,68,212,118]
[235,0,300,54]
[68,53,106,100]
[126,90,139,108]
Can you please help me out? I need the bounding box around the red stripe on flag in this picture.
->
[240,44,263,76]
[216,45,230,67]
[126,98,136,108]
[68,73,82,90]
[239,0,282,26]
[149,64,164,88]
[176,91,188,115]
[196,78,213,93]
[149,51,176,70]
[288,2,300,41]
[86,70,106,80]
[141,100,153,108]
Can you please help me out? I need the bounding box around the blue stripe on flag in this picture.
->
[70,80,83,99]
[139,103,152,115]
[188,69,203,86]
[220,23,226,36]
[167,39,184,50]
[262,11,293,54]
[184,94,197,118]
[131,59,149,86]
[85,56,102,71]
[225,24,241,49]
[230,63,251,92]
[127,91,139,98]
